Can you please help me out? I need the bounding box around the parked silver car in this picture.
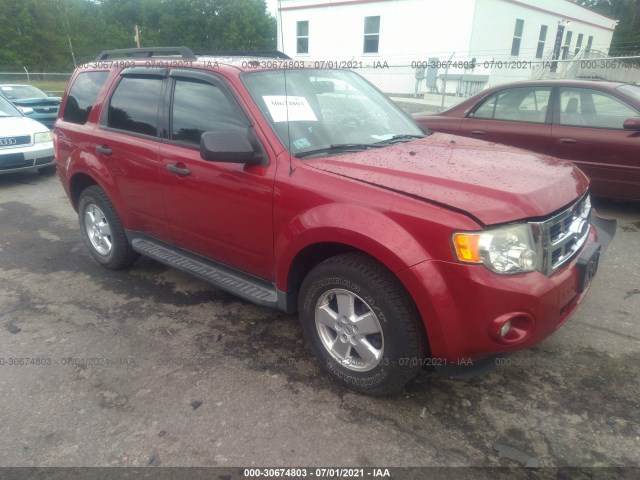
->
[0,95,55,175]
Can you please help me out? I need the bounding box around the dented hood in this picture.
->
[306,133,590,226]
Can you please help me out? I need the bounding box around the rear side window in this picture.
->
[107,76,163,136]
[471,87,551,123]
[63,71,109,125]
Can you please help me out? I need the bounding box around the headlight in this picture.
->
[18,106,34,114]
[34,131,53,143]
[453,224,538,274]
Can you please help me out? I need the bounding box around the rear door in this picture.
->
[96,67,170,239]
[158,69,276,280]
[459,86,554,155]
[550,87,640,199]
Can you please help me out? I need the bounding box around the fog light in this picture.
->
[499,320,512,337]
[490,313,534,345]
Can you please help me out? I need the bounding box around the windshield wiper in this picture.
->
[296,143,384,159]
[373,134,425,145]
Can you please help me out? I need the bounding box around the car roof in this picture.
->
[485,79,629,90]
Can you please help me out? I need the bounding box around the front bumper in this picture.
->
[0,142,55,174]
[398,212,616,363]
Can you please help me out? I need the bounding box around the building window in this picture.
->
[297,21,309,54]
[536,25,548,58]
[363,16,380,54]
[575,33,584,55]
[562,30,573,59]
[511,19,524,56]
[586,35,594,53]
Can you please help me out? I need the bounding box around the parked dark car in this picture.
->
[0,84,61,130]
[414,80,640,201]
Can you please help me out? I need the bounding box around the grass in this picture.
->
[30,80,70,96]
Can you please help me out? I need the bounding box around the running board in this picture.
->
[130,236,279,309]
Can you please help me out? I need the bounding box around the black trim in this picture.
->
[125,231,288,310]
[169,69,224,86]
[195,50,291,59]
[96,47,196,61]
[121,67,168,78]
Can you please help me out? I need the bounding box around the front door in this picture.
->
[159,70,276,280]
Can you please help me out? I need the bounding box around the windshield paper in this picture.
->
[263,95,318,122]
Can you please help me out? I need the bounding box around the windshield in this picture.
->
[618,84,640,104]
[0,96,21,117]
[243,69,425,157]
[0,85,48,100]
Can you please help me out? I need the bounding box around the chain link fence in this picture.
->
[0,71,72,96]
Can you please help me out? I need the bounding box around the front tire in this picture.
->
[78,186,139,270]
[298,253,426,395]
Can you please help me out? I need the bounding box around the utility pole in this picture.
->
[134,24,141,48]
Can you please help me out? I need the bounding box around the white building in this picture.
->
[276,0,618,96]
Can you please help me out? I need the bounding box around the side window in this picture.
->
[559,88,639,129]
[107,76,163,136]
[471,87,551,123]
[171,79,246,145]
[63,71,109,125]
[516,88,551,122]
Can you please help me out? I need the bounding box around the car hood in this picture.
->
[0,116,49,135]
[306,133,589,226]
[11,97,61,106]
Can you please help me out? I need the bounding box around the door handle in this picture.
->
[558,138,578,145]
[95,145,112,155]
[470,130,486,136]
[166,163,191,176]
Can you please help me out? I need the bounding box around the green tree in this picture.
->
[0,0,277,71]
[573,0,640,54]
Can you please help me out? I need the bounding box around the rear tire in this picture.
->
[298,253,426,395]
[78,186,139,270]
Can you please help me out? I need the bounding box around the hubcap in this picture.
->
[315,288,384,372]
[84,204,112,256]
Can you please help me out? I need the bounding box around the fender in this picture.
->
[274,202,431,291]
[64,146,133,228]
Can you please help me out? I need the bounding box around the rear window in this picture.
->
[63,71,109,125]
[107,76,162,136]
[618,84,640,103]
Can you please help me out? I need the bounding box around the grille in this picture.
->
[534,194,591,275]
[0,135,31,148]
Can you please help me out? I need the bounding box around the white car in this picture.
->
[0,94,55,175]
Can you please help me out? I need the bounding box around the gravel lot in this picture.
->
[0,171,638,473]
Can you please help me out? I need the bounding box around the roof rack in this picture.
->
[95,47,197,61]
[195,50,291,60]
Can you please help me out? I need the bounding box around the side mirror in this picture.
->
[200,130,264,165]
[623,117,640,131]
[311,80,335,94]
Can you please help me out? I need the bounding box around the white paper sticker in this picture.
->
[263,96,317,123]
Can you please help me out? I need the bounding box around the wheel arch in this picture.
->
[67,169,132,229]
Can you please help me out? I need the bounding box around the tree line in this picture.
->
[0,0,277,71]
[571,0,640,55]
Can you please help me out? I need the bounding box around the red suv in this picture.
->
[54,47,615,395]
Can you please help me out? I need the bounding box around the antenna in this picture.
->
[276,0,294,176]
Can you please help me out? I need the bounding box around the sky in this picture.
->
[266,0,280,17]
